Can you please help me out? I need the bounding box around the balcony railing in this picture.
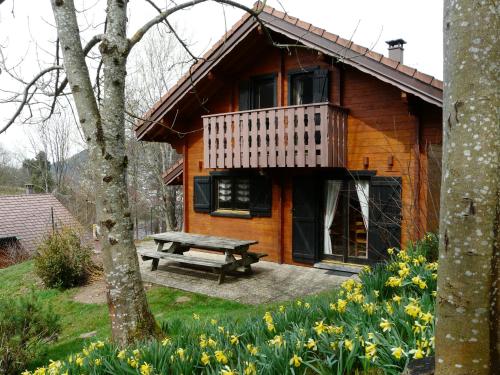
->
[202,102,347,169]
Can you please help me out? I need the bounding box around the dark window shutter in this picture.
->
[193,176,212,213]
[239,81,251,111]
[249,175,272,217]
[368,177,402,261]
[313,69,329,103]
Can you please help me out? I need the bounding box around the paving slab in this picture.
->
[137,241,351,305]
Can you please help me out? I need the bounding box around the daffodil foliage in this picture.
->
[26,234,438,375]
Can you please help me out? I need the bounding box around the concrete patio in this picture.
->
[137,241,352,305]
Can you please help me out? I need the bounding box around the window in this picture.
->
[239,74,277,111]
[288,68,329,105]
[193,173,272,217]
[215,176,250,212]
[290,72,314,105]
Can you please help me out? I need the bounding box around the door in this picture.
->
[292,177,320,263]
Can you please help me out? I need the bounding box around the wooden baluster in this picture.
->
[268,109,277,167]
[225,114,233,168]
[296,106,305,167]
[209,116,217,168]
[233,113,241,168]
[203,117,209,168]
[217,115,225,168]
[306,106,316,167]
[241,112,250,168]
[286,108,295,167]
[250,111,258,168]
[259,110,267,167]
[277,109,285,167]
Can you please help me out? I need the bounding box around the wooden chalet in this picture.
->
[135,4,443,268]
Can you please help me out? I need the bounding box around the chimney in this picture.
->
[25,184,34,194]
[386,39,406,63]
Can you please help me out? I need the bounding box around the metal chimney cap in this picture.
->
[386,39,407,47]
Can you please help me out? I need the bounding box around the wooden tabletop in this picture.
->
[152,232,258,251]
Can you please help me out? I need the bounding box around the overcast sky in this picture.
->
[0,0,443,159]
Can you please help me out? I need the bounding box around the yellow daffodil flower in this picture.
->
[208,337,217,348]
[392,295,402,304]
[201,352,210,366]
[210,319,218,325]
[344,339,354,352]
[305,338,317,351]
[246,344,258,355]
[220,366,237,375]
[365,342,377,360]
[161,337,171,346]
[214,350,228,364]
[279,305,285,313]
[244,362,257,375]
[176,348,186,361]
[410,347,425,359]
[127,357,139,368]
[192,313,200,320]
[140,362,152,375]
[379,318,392,332]
[391,346,405,360]
[94,358,102,366]
[289,354,302,367]
[230,335,239,345]
[405,302,421,318]
[337,299,348,313]
[386,276,403,287]
[268,335,284,347]
[117,350,126,360]
[313,320,327,335]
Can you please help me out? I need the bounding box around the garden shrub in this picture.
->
[28,235,437,375]
[34,228,95,289]
[0,293,60,375]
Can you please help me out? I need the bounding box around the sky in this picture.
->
[0,0,443,160]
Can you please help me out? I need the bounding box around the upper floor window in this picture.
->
[289,68,329,106]
[239,74,277,111]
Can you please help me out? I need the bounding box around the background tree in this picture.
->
[22,151,54,193]
[436,1,499,374]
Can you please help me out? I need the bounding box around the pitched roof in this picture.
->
[136,3,442,140]
[0,194,79,253]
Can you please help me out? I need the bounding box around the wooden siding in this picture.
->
[176,44,441,266]
[202,103,347,169]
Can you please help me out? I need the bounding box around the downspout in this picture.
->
[279,174,285,264]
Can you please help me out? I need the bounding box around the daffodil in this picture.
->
[263,311,273,324]
[313,320,327,335]
[279,305,285,313]
[392,295,402,304]
[365,342,377,360]
[208,337,217,348]
[210,319,218,325]
[336,299,348,313]
[379,318,392,332]
[266,322,276,332]
[230,335,239,345]
[215,350,228,364]
[289,354,302,367]
[246,343,258,355]
[75,356,84,367]
[161,337,171,346]
[220,366,238,375]
[386,276,402,287]
[244,362,256,375]
[201,352,210,366]
[192,313,200,320]
[344,339,354,352]
[410,347,425,359]
[305,338,317,351]
[176,348,186,361]
[127,357,139,368]
[413,321,426,334]
[387,247,394,255]
[362,302,376,315]
[140,362,152,375]
[304,302,311,309]
[405,302,422,318]
[268,335,284,347]
[117,350,126,360]
[94,358,102,366]
[391,346,405,360]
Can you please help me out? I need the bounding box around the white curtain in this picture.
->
[324,180,342,255]
[355,180,370,230]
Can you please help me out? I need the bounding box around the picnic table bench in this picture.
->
[139,232,266,284]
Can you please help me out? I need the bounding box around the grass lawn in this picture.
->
[0,260,253,369]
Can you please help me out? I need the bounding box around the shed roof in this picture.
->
[0,194,79,253]
[135,3,443,141]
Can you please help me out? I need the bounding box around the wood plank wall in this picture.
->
[181,44,442,265]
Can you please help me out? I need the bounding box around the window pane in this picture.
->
[253,78,275,109]
[234,178,250,210]
[217,178,233,210]
[291,73,314,105]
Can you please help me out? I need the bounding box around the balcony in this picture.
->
[202,103,347,169]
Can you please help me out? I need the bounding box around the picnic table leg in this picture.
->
[218,266,226,284]
[151,258,159,271]
[156,241,164,252]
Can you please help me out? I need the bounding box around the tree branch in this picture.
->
[128,0,267,50]
[0,65,63,134]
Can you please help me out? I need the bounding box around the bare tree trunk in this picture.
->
[436,1,499,374]
[50,0,159,344]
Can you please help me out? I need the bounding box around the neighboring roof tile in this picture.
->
[0,194,79,253]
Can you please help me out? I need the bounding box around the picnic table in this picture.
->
[139,232,266,284]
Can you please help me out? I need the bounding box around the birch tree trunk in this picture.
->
[436,1,499,374]
[50,0,159,344]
